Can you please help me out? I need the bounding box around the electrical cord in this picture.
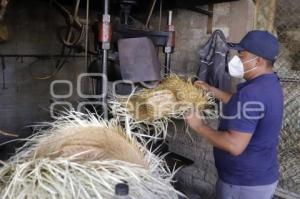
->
[58,25,86,47]
[28,46,72,80]
[145,0,157,29]
[29,0,92,80]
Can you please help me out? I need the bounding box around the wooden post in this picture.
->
[267,0,277,33]
[254,0,277,32]
[207,4,214,34]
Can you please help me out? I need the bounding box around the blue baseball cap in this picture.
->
[228,30,279,62]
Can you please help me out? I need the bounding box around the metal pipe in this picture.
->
[168,10,172,26]
[164,53,171,75]
[102,0,110,73]
[102,50,108,83]
[102,49,108,119]
[104,0,109,15]
[85,0,89,69]
[164,10,174,76]
[101,0,110,118]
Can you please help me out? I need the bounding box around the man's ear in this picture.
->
[257,57,264,66]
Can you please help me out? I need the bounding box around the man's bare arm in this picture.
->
[193,125,252,156]
[186,112,252,156]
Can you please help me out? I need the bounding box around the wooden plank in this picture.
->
[267,0,277,32]
[253,0,260,28]
[207,4,214,34]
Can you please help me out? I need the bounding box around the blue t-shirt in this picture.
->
[214,73,284,186]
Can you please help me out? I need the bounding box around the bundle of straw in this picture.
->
[0,111,183,199]
[109,74,215,139]
[145,90,178,120]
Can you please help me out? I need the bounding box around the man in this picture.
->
[186,30,284,199]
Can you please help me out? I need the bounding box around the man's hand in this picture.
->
[185,111,206,132]
[194,80,212,92]
[194,80,233,104]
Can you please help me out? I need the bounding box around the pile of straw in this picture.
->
[0,111,183,199]
[130,75,214,121]
[109,74,215,139]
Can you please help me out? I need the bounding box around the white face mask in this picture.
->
[228,55,258,78]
